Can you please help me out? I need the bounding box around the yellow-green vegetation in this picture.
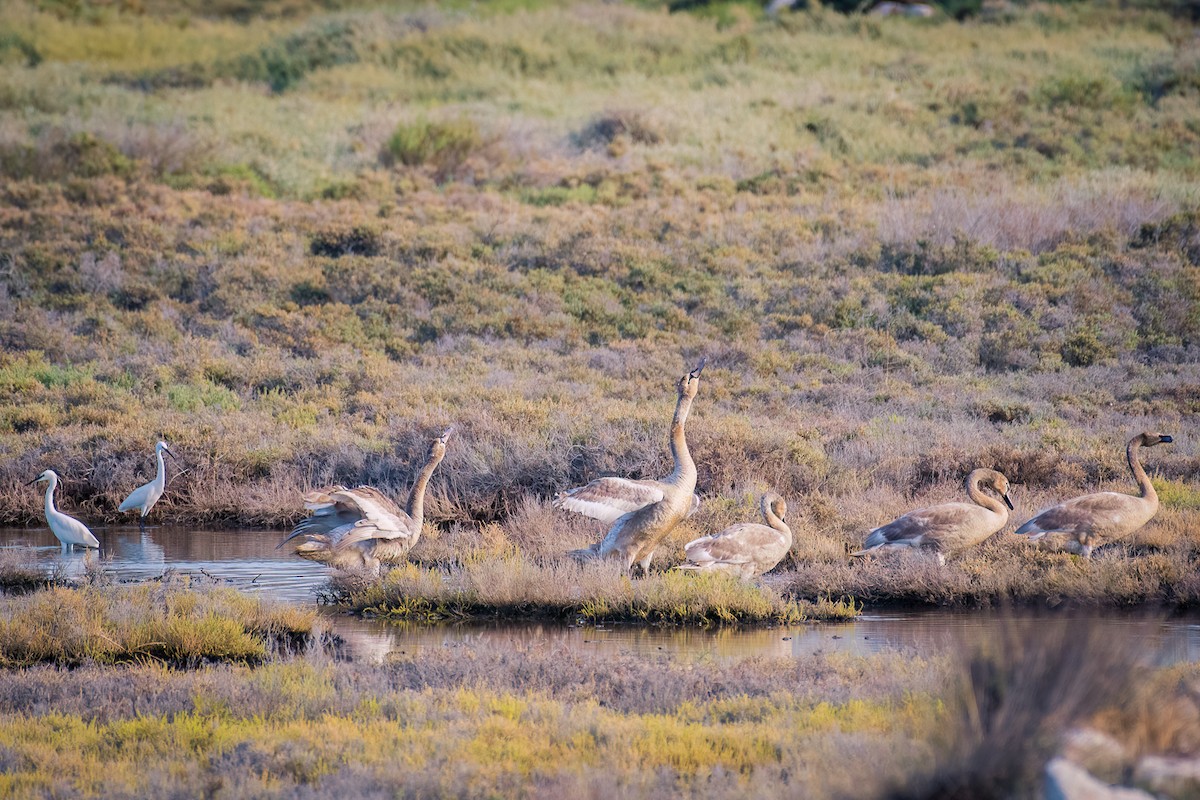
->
[0,550,55,595]
[0,581,317,666]
[338,555,859,623]
[0,643,950,799]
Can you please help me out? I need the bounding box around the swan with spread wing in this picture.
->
[278,427,452,570]
[558,358,705,573]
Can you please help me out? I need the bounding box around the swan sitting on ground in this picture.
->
[677,492,792,578]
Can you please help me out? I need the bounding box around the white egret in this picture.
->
[118,440,177,530]
[29,470,100,550]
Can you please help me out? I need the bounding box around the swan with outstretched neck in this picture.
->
[29,470,100,550]
[1015,431,1173,557]
[559,357,705,573]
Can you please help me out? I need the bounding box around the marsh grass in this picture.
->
[0,580,318,667]
[890,616,1147,799]
[335,555,859,624]
[0,549,55,595]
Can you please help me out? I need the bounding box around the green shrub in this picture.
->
[382,118,482,178]
[309,225,382,258]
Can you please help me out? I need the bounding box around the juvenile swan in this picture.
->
[852,469,1013,564]
[29,470,100,550]
[118,440,177,531]
[1015,431,1173,557]
[677,492,791,578]
[559,358,705,573]
[278,427,452,570]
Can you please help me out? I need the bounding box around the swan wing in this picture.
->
[329,486,418,550]
[1015,492,1140,536]
[685,523,783,567]
[554,478,666,524]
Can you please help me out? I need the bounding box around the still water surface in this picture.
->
[4,526,1200,665]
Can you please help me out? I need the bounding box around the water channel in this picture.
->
[4,526,1199,665]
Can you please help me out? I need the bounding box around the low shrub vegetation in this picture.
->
[0,580,318,667]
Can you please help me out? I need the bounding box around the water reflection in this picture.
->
[324,612,1200,665]
[3,527,1200,666]
[0,526,329,605]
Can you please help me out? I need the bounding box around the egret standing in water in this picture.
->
[119,440,177,531]
[29,470,100,550]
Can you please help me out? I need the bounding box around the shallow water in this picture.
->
[4,526,1200,665]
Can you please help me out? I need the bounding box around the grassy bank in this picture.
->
[0,580,317,666]
[334,556,859,623]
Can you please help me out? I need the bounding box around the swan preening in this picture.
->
[278,427,453,571]
[558,358,705,572]
[118,440,178,531]
[1015,431,1173,557]
[28,470,100,550]
[853,469,1014,565]
[678,492,792,578]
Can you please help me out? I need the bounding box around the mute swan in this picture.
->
[1015,431,1173,557]
[677,492,791,578]
[852,468,1013,565]
[559,358,705,573]
[278,427,453,570]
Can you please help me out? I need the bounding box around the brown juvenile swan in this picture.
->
[677,492,791,578]
[852,468,1013,565]
[277,427,452,570]
[1015,431,1173,557]
[558,358,705,573]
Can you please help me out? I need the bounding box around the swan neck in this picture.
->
[1128,439,1155,501]
[966,474,1006,517]
[666,392,696,488]
[406,450,444,524]
[762,501,790,534]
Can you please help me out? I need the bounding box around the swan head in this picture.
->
[677,357,705,399]
[27,469,57,486]
[761,492,787,522]
[970,469,1014,510]
[1139,431,1173,447]
[430,426,454,459]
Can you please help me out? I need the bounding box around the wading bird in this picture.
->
[277,427,453,571]
[29,470,100,550]
[118,440,178,531]
[852,469,1013,565]
[1015,431,1173,558]
[677,492,792,578]
[559,357,705,573]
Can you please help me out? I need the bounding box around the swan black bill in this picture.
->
[1003,493,1015,510]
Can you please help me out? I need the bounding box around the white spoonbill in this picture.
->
[29,470,100,550]
[118,440,177,530]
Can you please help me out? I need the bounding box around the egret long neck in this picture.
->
[43,475,58,521]
[666,391,696,488]
[406,452,444,525]
[154,449,166,489]
[1127,439,1156,502]
[965,474,1007,517]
